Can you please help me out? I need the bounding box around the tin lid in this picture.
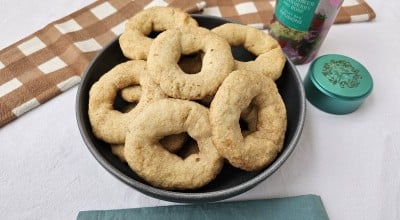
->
[304,54,373,114]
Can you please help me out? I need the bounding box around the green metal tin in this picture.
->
[304,54,373,114]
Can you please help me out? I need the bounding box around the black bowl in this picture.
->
[76,14,306,203]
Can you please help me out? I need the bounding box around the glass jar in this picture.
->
[269,0,344,65]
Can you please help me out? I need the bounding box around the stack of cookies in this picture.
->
[88,6,287,190]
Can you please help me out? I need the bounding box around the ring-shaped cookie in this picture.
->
[210,70,287,171]
[147,26,234,100]
[212,23,286,81]
[119,6,198,60]
[88,60,167,144]
[124,99,224,190]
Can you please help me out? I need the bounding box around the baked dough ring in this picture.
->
[119,6,198,60]
[124,99,224,190]
[210,70,287,171]
[88,60,167,144]
[147,26,234,100]
[212,23,286,81]
[120,51,205,102]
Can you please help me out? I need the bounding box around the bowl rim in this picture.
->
[76,14,306,203]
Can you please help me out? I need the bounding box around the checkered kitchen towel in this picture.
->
[202,0,376,29]
[0,0,376,127]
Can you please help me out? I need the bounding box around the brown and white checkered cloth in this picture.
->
[202,0,376,29]
[0,0,376,127]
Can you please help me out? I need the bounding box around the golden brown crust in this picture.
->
[147,26,234,100]
[209,70,287,171]
[119,86,142,103]
[88,60,167,144]
[124,99,223,190]
[119,6,198,60]
[212,23,286,81]
[111,133,188,163]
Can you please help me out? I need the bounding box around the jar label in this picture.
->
[275,0,320,32]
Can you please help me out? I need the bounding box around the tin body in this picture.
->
[304,54,373,114]
[270,0,344,64]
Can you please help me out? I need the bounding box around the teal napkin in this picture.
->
[77,195,328,220]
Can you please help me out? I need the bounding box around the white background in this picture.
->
[0,0,399,219]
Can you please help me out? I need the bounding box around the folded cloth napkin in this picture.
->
[77,195,329,220]
[0,0,376,128]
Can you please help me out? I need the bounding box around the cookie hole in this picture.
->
[148,31,162,39]
[240,103,258,136]
[159,133,188,154]
[176,137,199,159]
[239,118,250,131]
[194,95,213,108]
[231,45,257,62]
[114,86,141,113]
[113,94,135,113]
[178,52,203,74]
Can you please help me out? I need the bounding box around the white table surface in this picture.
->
[1,0,399,219]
